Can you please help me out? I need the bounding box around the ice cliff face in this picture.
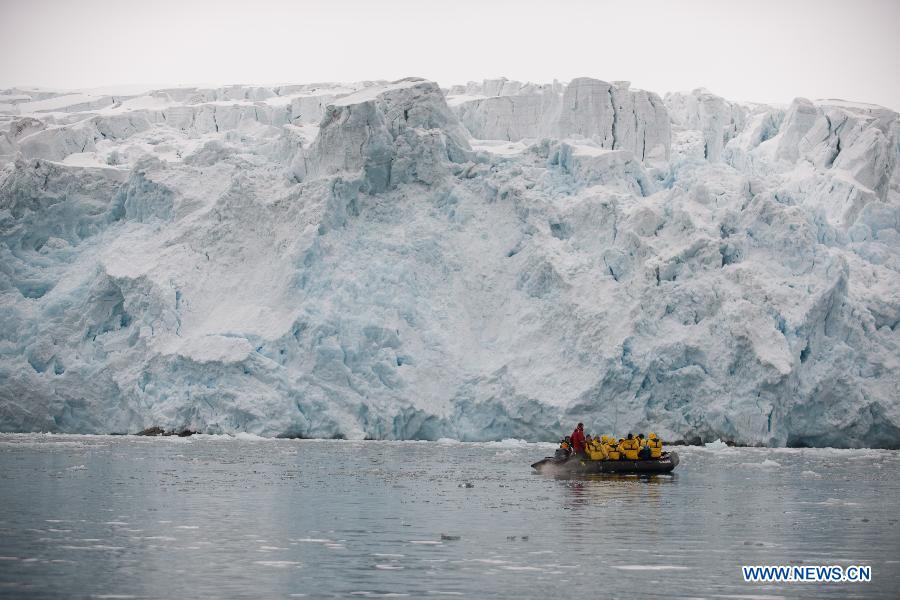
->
[1,77,898,447]
[451,78,670,163]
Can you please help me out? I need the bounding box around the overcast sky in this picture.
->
[1,0,898,109]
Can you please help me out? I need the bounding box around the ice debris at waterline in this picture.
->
[0,77,899,448]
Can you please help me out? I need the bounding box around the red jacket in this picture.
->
[570,428,586,452]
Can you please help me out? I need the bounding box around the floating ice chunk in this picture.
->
[480,438,531,448]
[740,459,782,469]
[612,565,691,570]
[819,498,860,507]
[233,432,267,441]
[704,439,730,451]
[409,540,442,545]
[253,561,302,568]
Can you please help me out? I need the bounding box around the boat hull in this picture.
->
[531,451,679,475]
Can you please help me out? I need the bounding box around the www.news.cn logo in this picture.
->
[742,565,871,583]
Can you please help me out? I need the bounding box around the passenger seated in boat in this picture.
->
[636,433,646,446]
[584,437,596,459]
[638,441,652,460]
[647,433,663,459]
[599,435,613,459]
[608,438,623,460]
[586,436,607,461]
[621,433,640,460]
[601,437,611,459]
[554,437,572,459]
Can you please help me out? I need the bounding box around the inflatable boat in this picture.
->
[531,451,679,475]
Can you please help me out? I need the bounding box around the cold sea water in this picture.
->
[0,434,897,599]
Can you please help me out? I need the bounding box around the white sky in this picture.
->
[1,0,898,109]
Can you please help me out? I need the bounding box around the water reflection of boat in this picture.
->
[531,452,679,475]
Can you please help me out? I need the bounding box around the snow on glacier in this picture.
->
[0,77,898,447]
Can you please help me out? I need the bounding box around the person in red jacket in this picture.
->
[570,423,586,456]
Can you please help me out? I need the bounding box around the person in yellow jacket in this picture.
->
[647,432,663,459]
[597,436,610,460]
[583,436,594,457]
[608,437,624,460]
[621,433,640,460]
[600,435,617,460]
[586,435,607,460]
[585,436,597,460]
[637,434,652,459]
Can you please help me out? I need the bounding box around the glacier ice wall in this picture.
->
[451,77,670,163]
[0,78,898,447]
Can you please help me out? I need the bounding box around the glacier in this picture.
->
[0,77,898,447]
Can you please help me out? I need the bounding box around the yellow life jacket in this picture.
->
[588,439,607,460]
[610,439,624,459]
[647,437,662,458]
[622,438,640,460]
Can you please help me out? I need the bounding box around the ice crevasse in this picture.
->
[0,77,898,447]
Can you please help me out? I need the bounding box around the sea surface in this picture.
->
[0,434,898,599]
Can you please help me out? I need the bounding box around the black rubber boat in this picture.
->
[531,451,679,475]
